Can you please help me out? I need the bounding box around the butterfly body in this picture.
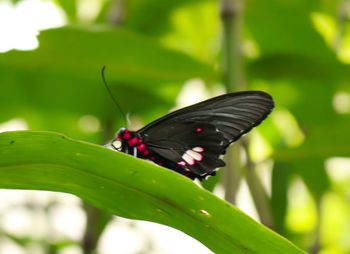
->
[111,128,208,179]
[109,91,274,180]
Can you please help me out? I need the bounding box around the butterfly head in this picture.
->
[111,128,128,151]
[111,128,141,152]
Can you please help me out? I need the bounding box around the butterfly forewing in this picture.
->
[136,91,274,178]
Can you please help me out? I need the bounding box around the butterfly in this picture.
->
[107,91,274,181]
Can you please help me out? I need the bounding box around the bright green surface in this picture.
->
[0,131,305,254]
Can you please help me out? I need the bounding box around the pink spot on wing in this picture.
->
[142,149,150,156]
[196,127,203,133]
[177,161,186,166]
[150,157,156,161]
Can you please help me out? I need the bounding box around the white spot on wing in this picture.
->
[193,147,204,152]
[186,150,203,161]
[182,153,194,165]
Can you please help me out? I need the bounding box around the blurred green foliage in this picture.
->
[1,0,350,253]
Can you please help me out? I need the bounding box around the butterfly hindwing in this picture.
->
[141,122,225,175]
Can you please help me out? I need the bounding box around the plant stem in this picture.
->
[219,0,275,229]
[81,1,128,250]
[244,141,275,229]
[310,198,322,254]
[220,0,245,204]
[220,0,246,91]
[82,202,112,254]
[81,120,114,254]
[80,2,128,253]
[107,0,126,26]
[333,0,349,50]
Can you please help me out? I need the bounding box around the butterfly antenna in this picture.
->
[101,66,128,127]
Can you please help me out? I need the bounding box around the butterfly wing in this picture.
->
[137,91,274,176]
[141,122,226,176]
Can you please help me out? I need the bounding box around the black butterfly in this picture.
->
[108,91,274,180]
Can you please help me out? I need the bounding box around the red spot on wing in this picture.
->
[142,149,150,156]
[196,127,203,133]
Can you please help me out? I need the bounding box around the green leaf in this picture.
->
[0,131,305,254]
[0,26,215,135]
[246,0,333,61]
[0,26,215,85]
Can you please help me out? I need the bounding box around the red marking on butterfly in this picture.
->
[122,130,131,140]
[137,143,146,151]
[177,161,186,166]
[196,127,203,133]
[128,137,140,146]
